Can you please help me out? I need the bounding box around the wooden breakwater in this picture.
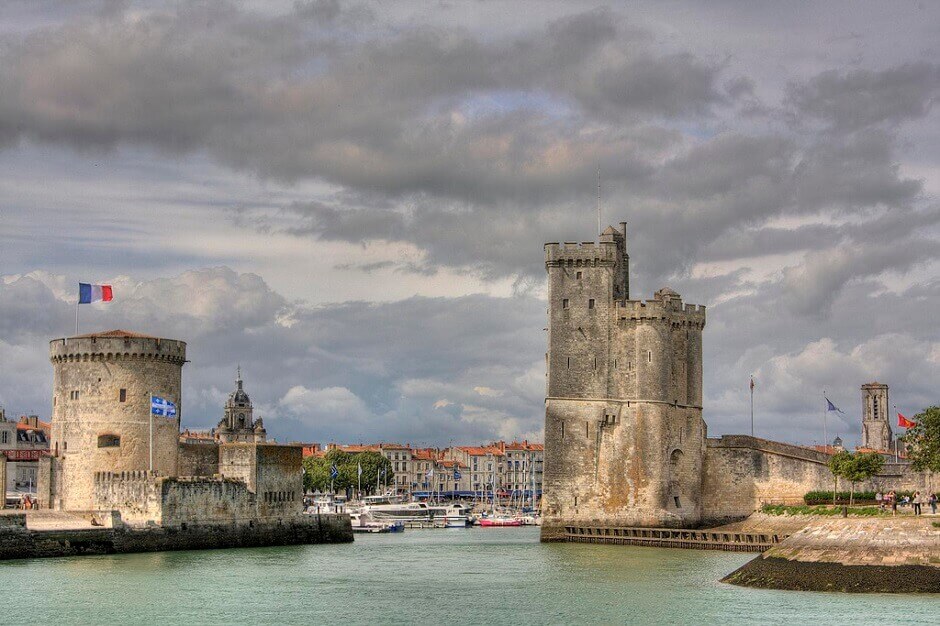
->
[564,525,787,552]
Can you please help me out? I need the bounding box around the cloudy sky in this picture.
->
[1,1,938,447]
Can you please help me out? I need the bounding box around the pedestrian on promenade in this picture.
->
[876,491,883,510]
[930,493,937,515]
[912,491,922,515]
[889,490,898,516]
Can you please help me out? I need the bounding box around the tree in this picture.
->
[829,451,885,505]
[905,406,940,474]
[301,449,393,496]
[828,451,852,504]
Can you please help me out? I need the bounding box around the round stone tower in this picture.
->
[48,330,186,511]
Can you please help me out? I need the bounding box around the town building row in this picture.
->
[302,440,544,497]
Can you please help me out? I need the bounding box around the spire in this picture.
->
[236,364,242,390]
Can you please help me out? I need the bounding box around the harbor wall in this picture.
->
[702,435,934,525]
[0,512,353,561]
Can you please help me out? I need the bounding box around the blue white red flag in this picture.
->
[79,283,113,304]
[825,398,844,414]
[150,396,177,417]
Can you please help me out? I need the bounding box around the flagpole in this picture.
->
[149,393,153,472]
[75,300,79,336]
[822,391,828,449]
[749,375,754,437]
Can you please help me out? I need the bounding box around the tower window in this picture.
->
[566,357,571,369]
[562,299,569,309]
[576,271,582,279]
[593,357,597,370]
[588,299,595,309]
[561,422,565,440]
[648,351,652,363]
[674,496,681,508]
[119,389,127,402]
[97,434,121,448]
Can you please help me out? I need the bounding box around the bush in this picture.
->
[803,490,914,505]
[762,504,886,517]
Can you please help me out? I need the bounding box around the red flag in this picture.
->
[898,412,916,428]
[749,377,755,391]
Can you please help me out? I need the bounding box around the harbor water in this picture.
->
[1,526,936,624]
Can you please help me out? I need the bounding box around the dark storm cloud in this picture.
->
[1,2,939,446]
[786,63,940,132]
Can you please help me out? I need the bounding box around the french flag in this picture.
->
[78,283,113,304]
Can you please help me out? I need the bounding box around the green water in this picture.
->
[1,527,936,624]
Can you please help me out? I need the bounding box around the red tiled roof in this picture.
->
[456,446,504,457]
[16,417,51,434]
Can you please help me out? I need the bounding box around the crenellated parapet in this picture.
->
[614,298,706,329]
[50,333,186,365]
[545,240,622,268]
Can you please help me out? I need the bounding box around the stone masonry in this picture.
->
[541,223,934,541]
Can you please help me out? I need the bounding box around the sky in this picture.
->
[0,1,938,448]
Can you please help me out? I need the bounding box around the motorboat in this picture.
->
[349,511,406,533]
[478,516,522,527]
[362,501,433,522]
[427,502,473,528]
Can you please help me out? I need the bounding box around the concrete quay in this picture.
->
[723,517,940,593]
[0,510,353,561]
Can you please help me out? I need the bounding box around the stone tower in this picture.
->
[216,367,266,444]
[45,330,186,511]
[860,382,892,451]
[541,224,706,541]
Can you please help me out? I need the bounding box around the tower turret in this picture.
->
[542,222,706,540]
[861,382,892,451]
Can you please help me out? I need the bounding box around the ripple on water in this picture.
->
[0,527,936,625]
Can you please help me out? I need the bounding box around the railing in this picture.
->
[564,525,785,552]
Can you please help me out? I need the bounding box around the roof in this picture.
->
[456,446,504,457]
[601,225,619,236]
[16,417,51,434]
[72,329,159,339]
[437,459,466,468]
[412,448,440,461]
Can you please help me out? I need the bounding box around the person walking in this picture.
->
[889,490,898,516]
[930,493,937,515]
[912,491,922,516]
[876,491,884,511]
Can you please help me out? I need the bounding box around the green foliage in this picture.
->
[803,490,914,505]
[302,449,393,495]
[761,504,886,517]
[826,451,885,505]
[905,406,940,473]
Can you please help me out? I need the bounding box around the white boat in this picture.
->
[363,501,433,522]
[428,502,473,528]
[349,511,406,533]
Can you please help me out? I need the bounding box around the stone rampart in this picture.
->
[702,436,934,525]
[0,512,353,561]
[179,442,220,476]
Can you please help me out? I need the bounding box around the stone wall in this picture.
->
[92,471,163,524]
[0,457,5,508]
[253,444,304,518]
[48,334,186,511]
[179,442,219,477]
[159,477,255,527]
[702,435,934,525]
[0,511,353,561]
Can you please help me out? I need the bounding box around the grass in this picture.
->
[762,504,886,517]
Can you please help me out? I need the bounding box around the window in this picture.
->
[1,431,8,444]
[562,298,569,309]
[588,299,595,309]
[561,421,565,440]
[97,434,121,448]
[119,388,127,402]
[566,357,571,369]
[576,271,582,279]
[674,496,681,508]
[648,351,652,363]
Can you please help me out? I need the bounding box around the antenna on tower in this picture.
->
[596,165,601,239]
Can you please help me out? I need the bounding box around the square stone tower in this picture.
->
[541,223,706,541]
[860,382,892,451]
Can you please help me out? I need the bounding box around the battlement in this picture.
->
[545,240,621,266]
[94,470,157,483]
[614,297,706,327]
[50,333,186,365]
